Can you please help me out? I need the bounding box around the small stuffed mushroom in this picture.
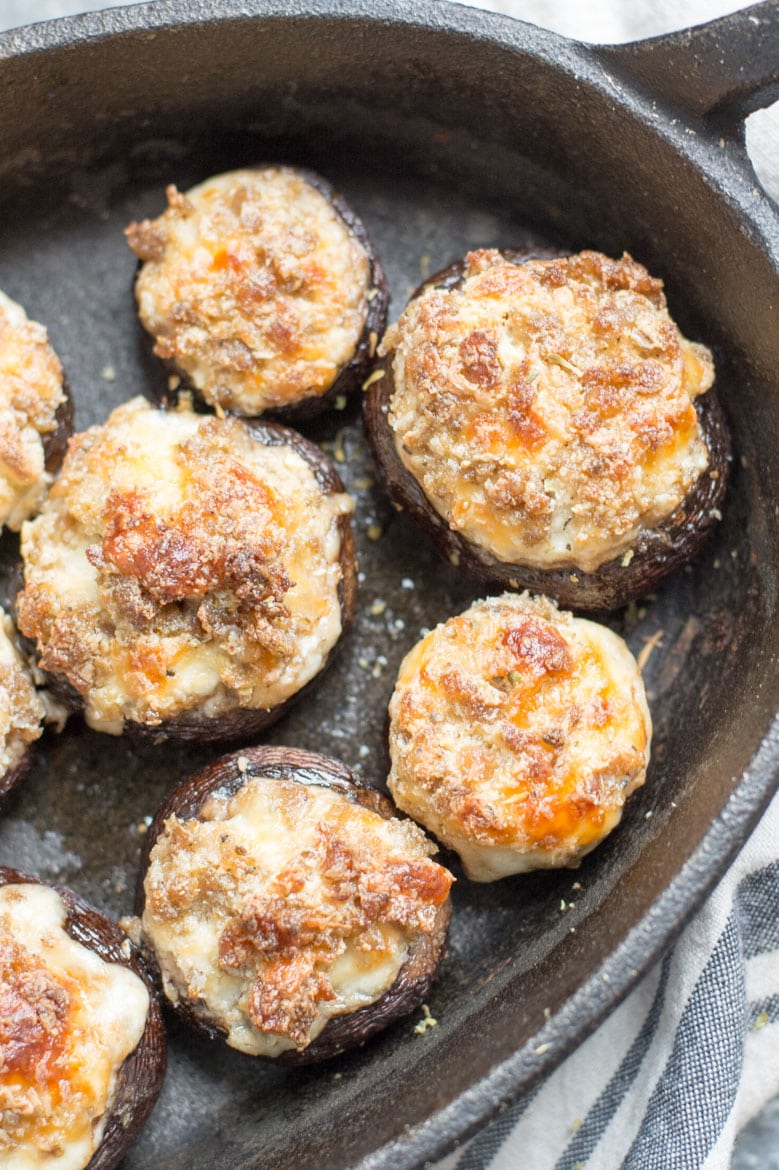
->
[126,166,388,421]
[0,866,166,1170]
[15,396,356,742]
[387,593,651,881]
[0,607,48,807]
[0,289,73,531]
[364,248,729,611]
[134,746,453,1064]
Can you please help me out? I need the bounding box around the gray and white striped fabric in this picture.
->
[433,791,779,1170]
[427,4,779,1167]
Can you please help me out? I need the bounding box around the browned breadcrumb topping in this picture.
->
[87,435,293,658]
[17,397,351,730]
[388,593,650,875]
[143,778,452,1050]
[0,291,65,530]
[382,250,714,572]
[0,934,77,1155]
[128,168,372,414]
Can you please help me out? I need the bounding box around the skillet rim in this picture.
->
[0,0,776,264]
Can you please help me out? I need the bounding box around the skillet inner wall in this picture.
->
[0,14,777,1170]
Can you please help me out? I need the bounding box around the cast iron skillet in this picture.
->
[0,2,777,1168]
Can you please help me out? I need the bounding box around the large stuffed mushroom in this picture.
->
[0,867,166,1170]
[127,165,388,421]
[387,592,652,881]
[15,396,356,742]
[0,607,48,807]
[0,289,73,532]
[364,248,729,611]
[134,746,453,1064]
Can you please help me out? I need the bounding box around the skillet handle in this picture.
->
[595,0,779,132]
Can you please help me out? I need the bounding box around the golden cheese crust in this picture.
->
[387,593,651,881]
[141,777,453,1055]
[0,934,82,1161]
[0,883,149,1168]
[0,610,45,781]
[0,934,75,1156]
[382,250,714,573]
[128,168,373,415]
[0,291,66,531]
[16,397,353,734]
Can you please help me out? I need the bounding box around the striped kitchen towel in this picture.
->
[432,789,779,1170]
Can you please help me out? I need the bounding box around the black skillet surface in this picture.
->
[0,2,778,1168]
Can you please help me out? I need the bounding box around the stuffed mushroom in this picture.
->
[15,396,356,742]
[387,592,651,881]
[0,607,48,807]
[127,166,388,420]
[134,746,453,1064]
[0,289,73,532]
[364,248,729,611]
[0,867,166,1170]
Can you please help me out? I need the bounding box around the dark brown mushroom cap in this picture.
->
[136,746,452,1066]
[0,750,35,810]
[363,249,731,612]
[138,165,389,424]
[0,866,167,1170]
[43,373,75,476]
[14,413,357,745]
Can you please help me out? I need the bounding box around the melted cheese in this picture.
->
[17,397,353,733]
[0,884,149,1169]
[382,250,713,572]
[388,592,651,881]
[141,776,452,1055]
[0,291,66,532]
[0,610,46,779]
[129,168,372,415]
